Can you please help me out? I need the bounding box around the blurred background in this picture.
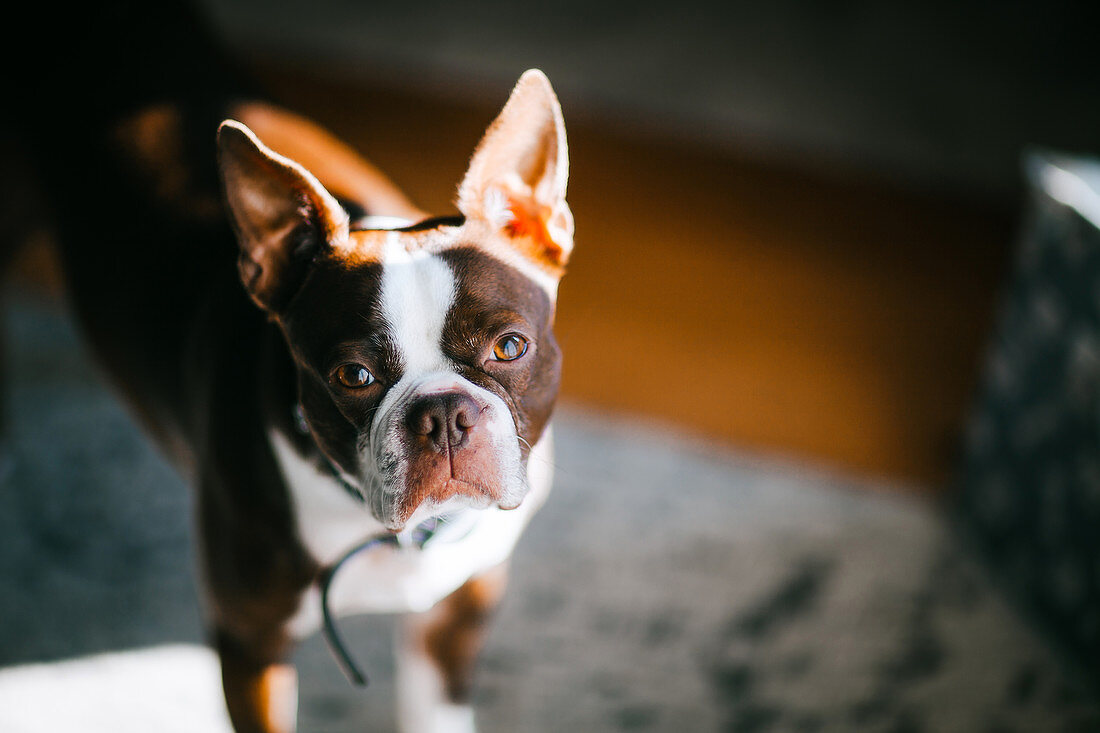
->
[196,0,1100,487]
[3,1,1100,730]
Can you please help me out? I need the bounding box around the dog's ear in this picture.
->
[457,69,573,270]
[217,120,349,313]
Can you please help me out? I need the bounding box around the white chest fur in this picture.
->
[269,428,553,637]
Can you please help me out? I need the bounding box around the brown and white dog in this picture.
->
[12,4,571,732]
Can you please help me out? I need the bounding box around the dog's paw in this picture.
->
[399,702,476,733]
[431,704,476,733]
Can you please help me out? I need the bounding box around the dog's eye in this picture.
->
[334,363,375,389]
[492,334,529,362]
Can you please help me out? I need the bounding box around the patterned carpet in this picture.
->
[0,295,1096,732]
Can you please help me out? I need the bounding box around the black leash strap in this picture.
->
[318,517,444,687]
[297,406,448,686]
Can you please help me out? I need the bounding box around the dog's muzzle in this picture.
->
[368,375,527,529]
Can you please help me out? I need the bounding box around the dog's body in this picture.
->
[12,4,572,732]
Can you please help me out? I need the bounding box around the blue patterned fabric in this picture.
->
[958,152,1100,683]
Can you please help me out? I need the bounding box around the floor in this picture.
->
[1,294,1096,732]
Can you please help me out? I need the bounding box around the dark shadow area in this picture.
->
[0,293,204,665]
[201,0,1100,199]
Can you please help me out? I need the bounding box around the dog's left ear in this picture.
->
[457,69,573,270]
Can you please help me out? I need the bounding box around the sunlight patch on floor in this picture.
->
[0,645,231,733]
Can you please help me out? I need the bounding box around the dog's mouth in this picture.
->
[362,379,530,530]
[376,465,527,532]
[391,469,502,524]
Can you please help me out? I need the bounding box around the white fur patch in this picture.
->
[481,187,514,229]
[377,240,456,375]
[395,636,477,733]
[354,215,414,230]
[271,428,553,634]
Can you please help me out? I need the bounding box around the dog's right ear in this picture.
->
[457,69,573,272]
[217,120,349,313]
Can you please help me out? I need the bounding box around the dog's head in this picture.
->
[217,70,571,531]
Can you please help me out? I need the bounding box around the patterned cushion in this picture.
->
[958,151,1100,682]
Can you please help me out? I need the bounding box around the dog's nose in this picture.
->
[404,392,481,452]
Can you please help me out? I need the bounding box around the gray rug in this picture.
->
[0,294,1097,732]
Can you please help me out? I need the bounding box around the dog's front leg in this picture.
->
[198,472,314,733]
[395,563,510,733]
[216,629,299,733]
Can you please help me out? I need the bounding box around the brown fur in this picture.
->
[412,563,510,702]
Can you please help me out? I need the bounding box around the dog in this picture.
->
[10,3,572,731]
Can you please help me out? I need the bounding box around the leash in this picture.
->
[292,402,453,687]
[318,516,446,687]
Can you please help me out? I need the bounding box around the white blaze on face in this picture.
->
[376,236,456,375]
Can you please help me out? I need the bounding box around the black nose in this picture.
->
[404,392,481,452]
